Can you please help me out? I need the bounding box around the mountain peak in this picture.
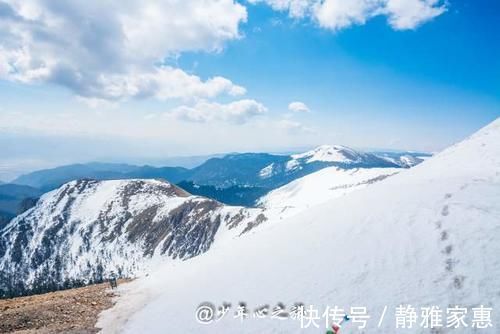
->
[291,144,367,164]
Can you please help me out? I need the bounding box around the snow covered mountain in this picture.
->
[170,145,402,206]
[257,145,409,220]
[272,144,398,174]
[190,145,398,190]
[99,119,500,333]
[0,179,266,297]
[290,144,386,165]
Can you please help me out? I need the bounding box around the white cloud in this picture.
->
[170,99,267,123]
[79,66,246,102]
[314,0,376,30]
[250,0,446,30]
[288,101,310,113]
[384,0,447,30]
[0,0,247,101]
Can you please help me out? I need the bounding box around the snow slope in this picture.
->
[99,118,500,333]
[259,166,401,220]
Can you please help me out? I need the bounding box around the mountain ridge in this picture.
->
[11,145,411,192]
[0,178,266,298]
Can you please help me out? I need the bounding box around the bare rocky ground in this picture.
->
[0,281,127,334]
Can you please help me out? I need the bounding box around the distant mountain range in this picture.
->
[0,146,429,226]
[11,146,428,191]
[12,162,189,192]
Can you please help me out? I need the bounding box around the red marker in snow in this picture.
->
[328,314,350,334]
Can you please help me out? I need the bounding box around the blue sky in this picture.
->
[179,0,499,132]
[0,0,499,180]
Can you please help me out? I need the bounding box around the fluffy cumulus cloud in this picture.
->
[288,101,310,113]
[170,99,267,123]
[74,67,246,103]
[250,0,446,30]
[0,0,247,101]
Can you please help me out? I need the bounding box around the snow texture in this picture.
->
[99,119,500,333]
